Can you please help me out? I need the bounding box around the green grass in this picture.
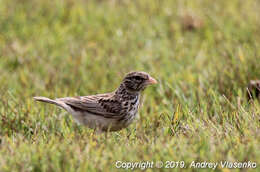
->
[0,0,260,171]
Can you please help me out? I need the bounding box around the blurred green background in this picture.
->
[0,0,259,171]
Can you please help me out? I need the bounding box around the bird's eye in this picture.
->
[134,76,143,80]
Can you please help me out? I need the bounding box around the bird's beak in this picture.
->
[146,76,157,85]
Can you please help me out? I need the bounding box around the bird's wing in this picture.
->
[56,93,124,118]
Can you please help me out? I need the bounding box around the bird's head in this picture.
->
[122,71,157,92]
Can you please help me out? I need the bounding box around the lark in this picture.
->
[34,71,157,131]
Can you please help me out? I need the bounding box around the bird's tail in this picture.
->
[33,96,70,111]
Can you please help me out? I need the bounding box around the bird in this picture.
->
[34,71,157,132]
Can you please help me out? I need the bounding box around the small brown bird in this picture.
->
[34,71,157,132]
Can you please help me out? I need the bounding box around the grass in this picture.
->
[0,0,260,171]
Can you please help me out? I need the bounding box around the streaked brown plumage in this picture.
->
[34,71,157,132]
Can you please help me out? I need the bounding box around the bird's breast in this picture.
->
[123,95,140,114]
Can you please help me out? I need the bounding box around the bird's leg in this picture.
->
[93,127,103,135]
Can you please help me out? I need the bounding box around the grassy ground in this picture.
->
[0,0,260,171]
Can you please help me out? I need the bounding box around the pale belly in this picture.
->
[71,111,137,132]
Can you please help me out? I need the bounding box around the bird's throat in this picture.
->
[115,84,140,100]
